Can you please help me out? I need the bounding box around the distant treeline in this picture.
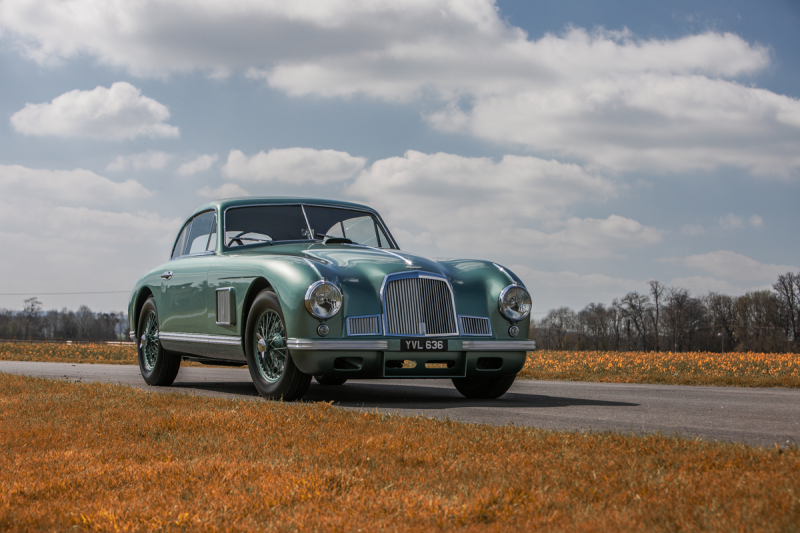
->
[531,272,800,353]
[0,298,128,341]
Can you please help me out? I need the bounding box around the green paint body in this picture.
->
[129,197,531,379]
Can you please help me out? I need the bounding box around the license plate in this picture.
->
[400,339,448,352]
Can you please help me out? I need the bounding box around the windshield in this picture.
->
[224,204,395,249]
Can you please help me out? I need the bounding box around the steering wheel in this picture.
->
[228,231,273,247]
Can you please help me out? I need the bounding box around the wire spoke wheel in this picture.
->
[254,309,287,383]
[140,310,159,371]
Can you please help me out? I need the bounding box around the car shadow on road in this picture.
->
[169,378,638,409]
[304,382,639,409]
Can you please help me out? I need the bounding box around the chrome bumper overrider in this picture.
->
[461,340,536,351]
[287,339,389,351]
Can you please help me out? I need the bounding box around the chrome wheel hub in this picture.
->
[254,309,287,383]
[140,311,159,371]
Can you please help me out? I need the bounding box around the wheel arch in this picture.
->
[133,287,155,333]
[241,277,274,337]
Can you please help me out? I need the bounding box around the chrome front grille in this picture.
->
[460,316,492,336]
[347,315,382,336]
[383,274,458,336]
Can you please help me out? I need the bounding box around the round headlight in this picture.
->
[305,281,342,320]
[498,285,532,321]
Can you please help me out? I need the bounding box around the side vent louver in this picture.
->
[215,288,235,326]
[459,316,492,336]
[347,315,382,336]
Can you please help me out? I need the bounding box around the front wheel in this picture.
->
[244,290,311,401]
[137,297,181,386]
[452,374,516,399]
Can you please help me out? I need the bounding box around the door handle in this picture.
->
[161,271,173,280]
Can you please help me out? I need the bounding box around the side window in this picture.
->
[171,221,192,260]
[185,211,216,255]
[172,211,216,259]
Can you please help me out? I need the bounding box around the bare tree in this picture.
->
[648,280,665,351]
[663,287,691,351]
[735,290,783,352]
[618,292,651,350]
[773,272,800,346]
[705,292,736,351]
[540,307,577,349]
[22,297,42,338]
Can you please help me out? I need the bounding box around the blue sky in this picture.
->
[0,0,798,315]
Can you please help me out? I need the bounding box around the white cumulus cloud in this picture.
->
[665,251,797,282]
[719,213,765,230]
[2,1,798,174]
[177,154,219,176]
[349,150,658,258]
[0,164,178,310]
[198,183,250,199]
[0,164,152,206]
[107,151,173,172]
[10,82,179,140]
[222,148,366,184]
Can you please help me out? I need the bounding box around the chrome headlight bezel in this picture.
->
[498,284,532,322]
[304,281,343,320]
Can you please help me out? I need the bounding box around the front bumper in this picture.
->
[287,338,535,351]
[287,338,535,378]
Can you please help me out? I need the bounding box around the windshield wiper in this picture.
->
[315,233,353,245]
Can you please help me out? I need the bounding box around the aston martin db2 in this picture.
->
[128,197,534,400]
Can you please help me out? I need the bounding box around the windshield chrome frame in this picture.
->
[220,202,399,251]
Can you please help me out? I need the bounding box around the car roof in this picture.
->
[190,197,380,218]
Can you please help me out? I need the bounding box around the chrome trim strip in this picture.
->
[129,330,136,341]
[159,332,242,346]
[462,340,536,351]
[287,338,388,351]
[222,202,398,250]
[344,243,412,265]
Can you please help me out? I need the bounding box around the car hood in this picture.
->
[231,242,518,287]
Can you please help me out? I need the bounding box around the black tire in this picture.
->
[137,297,181,386]
[244,290,311,401]
[452,374,516,399]
[314,375,347,386]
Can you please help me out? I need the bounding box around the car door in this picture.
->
[160,210,217,336]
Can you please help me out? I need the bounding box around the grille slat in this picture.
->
[384,275,458,336]
[459,316,492,336]
[347,315,382,336]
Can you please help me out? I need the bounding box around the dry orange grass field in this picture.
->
[521,350,800,388]
[1,372,799,532]
[0,342,137,365]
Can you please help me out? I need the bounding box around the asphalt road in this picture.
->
[2,361,798,448]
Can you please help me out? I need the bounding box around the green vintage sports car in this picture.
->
[128,197,535,401]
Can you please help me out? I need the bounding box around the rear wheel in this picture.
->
[452,374,516,399]
[314,375,347,386]
[137,297,181,386]
[244,290,311,401]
